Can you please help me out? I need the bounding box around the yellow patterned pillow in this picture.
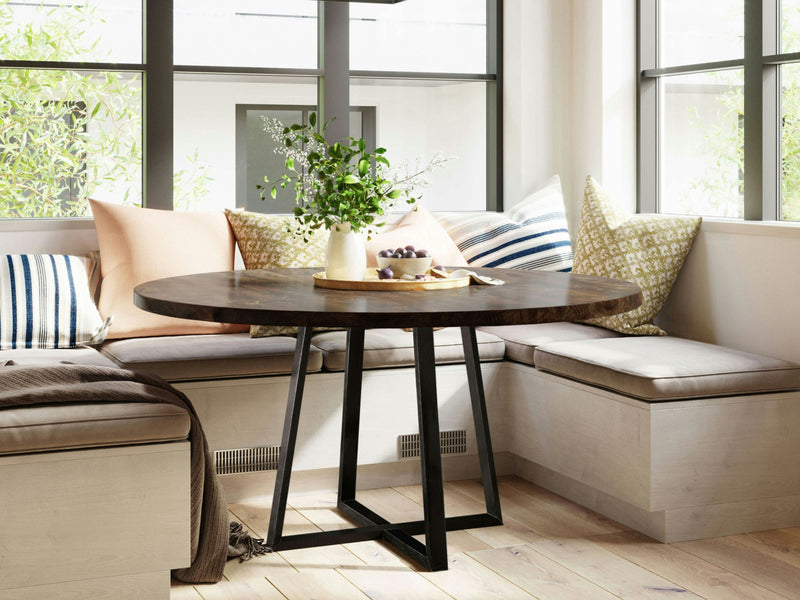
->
[225,209,330,337]
[572,177,701,335]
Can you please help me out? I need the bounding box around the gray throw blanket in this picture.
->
[0,363,269,583]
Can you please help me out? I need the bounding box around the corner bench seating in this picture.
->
[0,346,192,600]
[4,232,800,599]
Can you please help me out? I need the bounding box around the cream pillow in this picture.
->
[225,209,330,337]
[572,177,701,335]
[90,199,249,339]
[365,205,468,268]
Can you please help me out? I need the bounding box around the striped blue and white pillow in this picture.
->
[436,175,574,272]
[0,254,111,350]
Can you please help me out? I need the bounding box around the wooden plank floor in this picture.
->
[170,476,800,600]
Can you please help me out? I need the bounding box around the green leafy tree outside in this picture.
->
[688,8,800,221]
[0,0,210,217]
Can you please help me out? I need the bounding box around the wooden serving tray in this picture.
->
[313,270,471,291]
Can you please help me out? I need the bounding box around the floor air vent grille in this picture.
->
[398,429,467,459]
[214,445,281,475]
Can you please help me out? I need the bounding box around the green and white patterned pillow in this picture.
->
[572,176,701,335]
[225,209,330,337]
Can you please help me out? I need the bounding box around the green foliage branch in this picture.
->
[0,0,210,217]
[259,112,445,240]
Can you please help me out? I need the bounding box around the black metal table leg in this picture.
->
[461,326,502,520]
[266,326,313,548]
[413,326,448,571]
[266,324,501,571]
[338,327,365,504]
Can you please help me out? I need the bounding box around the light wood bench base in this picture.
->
[0,442,190,599]
[506,364,800,542]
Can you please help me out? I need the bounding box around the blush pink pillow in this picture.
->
[89,199,249,339]
[365,205,468,268]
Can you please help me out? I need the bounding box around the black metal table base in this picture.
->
[266,325,502,571]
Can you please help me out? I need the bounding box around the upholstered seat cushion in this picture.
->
[311,328,506,371]
[100,333,323,381]
[534,336,800,401]
[0,347,118,368]
[478,322,622,366]
[0,402,190,455]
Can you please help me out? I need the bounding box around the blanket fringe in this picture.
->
[228,521,272,562]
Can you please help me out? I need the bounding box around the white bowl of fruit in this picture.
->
[376,246,433,279]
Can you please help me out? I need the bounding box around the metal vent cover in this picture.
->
[398,429,467,459]
[214,445,281,475]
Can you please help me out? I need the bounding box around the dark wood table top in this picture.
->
[134,267,641,329]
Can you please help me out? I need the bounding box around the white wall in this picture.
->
[659,220,800,364]
[503,0,575,222]
[504,0,636,237]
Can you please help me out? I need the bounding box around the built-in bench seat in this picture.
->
[0,401,189,455]
[0,372,191,600]
[534,336,800,400]
[100,332,323,381]
[478,322,621,365]
[479,326,800,543]
[5,321,800,550]
[0,346,119,367]
[95,328,505,379]
[311,327,506,371]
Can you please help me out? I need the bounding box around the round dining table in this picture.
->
[134,266,641,571]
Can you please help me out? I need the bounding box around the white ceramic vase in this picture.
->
[326,222,366,281]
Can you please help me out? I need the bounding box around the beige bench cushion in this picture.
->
[311,328,506,371]
[534,336,800,401]
[0,347,118,368]
[478,322,621,366]
[0,402,190,455]
[100,332,323,381]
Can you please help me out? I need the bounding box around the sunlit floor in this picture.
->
[170,476,800,599]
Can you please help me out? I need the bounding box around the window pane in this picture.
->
[351,79,486,211]
[781,64,800,221]
[783,0,800,53]
[659,70,744,218]
[173,75,318,212]
[658,0,742,68]
[174,0,317,69]
[0,69,142,218]
[350,0,486,73]
[0,0,141,63]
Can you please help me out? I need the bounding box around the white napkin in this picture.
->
[447,269,505,286]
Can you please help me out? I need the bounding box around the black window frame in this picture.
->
[636,0,800,221]
[0,0,503,217]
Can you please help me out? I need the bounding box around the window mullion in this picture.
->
[486,0,502,211]
[637,0,658,212]
[762,0,780,220]
[744,0,764,219]
[318,1,350,144]
[143,0,173,210]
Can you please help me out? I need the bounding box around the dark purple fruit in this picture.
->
[415,274,426,279]
[377,266,394,280]
[403,249,416,258]
[395,247,405,255]
[404,245,416,252]
[392,252,404,258]
[416,249,430,257]
[377,249,393,258]
[433,265,445,271]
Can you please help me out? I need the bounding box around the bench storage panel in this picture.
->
[505,363,800,542]
[0,442,190,600]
